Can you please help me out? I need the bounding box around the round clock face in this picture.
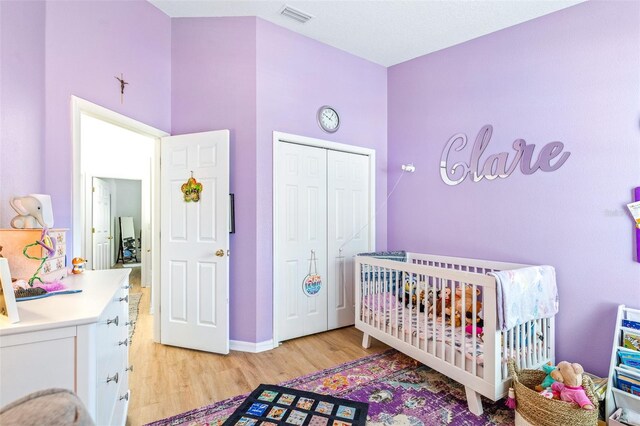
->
[317,106,339,133]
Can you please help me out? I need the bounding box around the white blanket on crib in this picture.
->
[490,265,559,331]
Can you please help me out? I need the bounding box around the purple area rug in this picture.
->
[146,349,515,426]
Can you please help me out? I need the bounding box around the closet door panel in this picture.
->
[277,143,328,341]
[327,151,371,330]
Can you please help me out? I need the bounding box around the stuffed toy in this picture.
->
[451,285,481,329]
[428,287,462,327]
[535,362,559,392]
[428,288,455,324]
[550,361,595,410]
[397,276,428,312]
[465,314,484,337]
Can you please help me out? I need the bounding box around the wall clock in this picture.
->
[317,105,340,133]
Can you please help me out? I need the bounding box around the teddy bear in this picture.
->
[452,285,482,329]
[550,361,595,410]
[428,287,454,323]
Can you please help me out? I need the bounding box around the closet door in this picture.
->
[276,143,328,341]
[327,150,370,329]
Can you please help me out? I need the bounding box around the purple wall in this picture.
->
[171,17,259,342]
[43,0,171,253]
[387,1,640,375]
[0,1,46,226]
[255,19,388,342]
[171,17,387,343]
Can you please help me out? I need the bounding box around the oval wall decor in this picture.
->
[439,125,571,186]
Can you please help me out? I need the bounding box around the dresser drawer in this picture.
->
[95,281,130,425]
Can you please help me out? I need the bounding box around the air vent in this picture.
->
[280,5,313,23]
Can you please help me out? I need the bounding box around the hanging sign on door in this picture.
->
[302,251,322,297]
[181,171,203,202]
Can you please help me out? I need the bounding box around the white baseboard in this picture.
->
[229,339,275,353]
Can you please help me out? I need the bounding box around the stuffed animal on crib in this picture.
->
[550,361,595,410]
[447,285,481,329]
[465,314,484,337]
[429,288,463,326]
[534,362,559,392]
[397,276,428,312]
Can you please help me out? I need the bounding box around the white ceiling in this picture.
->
[149,0,585,67]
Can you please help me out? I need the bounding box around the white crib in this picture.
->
[355,252,556,416]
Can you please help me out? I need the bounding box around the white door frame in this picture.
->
[272,131,376,347]
[71,96,168,342]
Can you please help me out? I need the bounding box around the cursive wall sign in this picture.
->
[439,125,570,186]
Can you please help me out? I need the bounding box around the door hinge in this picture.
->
[92,187,95,193]
[92,227,95,234]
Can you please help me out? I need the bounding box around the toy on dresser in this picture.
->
[1,195,68,285]
[0,229,68,283]
[9,194,54,230]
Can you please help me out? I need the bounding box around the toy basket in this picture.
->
[508,359,599,426]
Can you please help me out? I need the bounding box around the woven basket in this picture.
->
[508,360,599,426]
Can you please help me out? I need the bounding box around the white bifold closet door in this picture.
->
[277,142,370,342]
[277,143,328,341]
[327,150,370,330]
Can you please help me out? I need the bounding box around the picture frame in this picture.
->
[229,193,236,234]
[0,258,20,323]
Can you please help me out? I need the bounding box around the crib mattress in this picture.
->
[362,293,485,365]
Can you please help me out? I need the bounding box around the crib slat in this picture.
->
[431,277,436,356]
[396,270,401,340]
[526,321,532,367]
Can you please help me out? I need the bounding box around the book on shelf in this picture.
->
[623,319,640,331]
[617,369,640,396]
[619,350,640,369]
[623,330,640,352]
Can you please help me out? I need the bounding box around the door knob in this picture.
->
[107,236,114,240]
[215,249,225,257]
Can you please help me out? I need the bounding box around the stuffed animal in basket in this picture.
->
[535,362,559,392]
[550,361,595,410]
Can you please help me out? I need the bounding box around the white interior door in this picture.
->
[276,142,328,341]
[327,151,370,329]
[160,130,230,354]
[92,177,112,270]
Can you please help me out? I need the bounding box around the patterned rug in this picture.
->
[129,292,142,342]
[145,350,514,426]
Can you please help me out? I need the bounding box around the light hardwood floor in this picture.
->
[125,269,388,426]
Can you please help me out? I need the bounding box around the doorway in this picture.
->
[273,131,376,344]
[72,97,166,340]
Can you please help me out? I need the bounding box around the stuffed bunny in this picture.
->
[550,361,594,410]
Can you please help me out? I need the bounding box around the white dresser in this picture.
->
[0,269,132,426]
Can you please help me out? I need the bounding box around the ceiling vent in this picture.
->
[280,5,313,24]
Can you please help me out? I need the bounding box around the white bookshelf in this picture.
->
[605,304,640,423]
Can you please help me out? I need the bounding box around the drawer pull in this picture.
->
[125,320,136,327]
[126,365,134,372]
[107,373,119,384]
[119,392,129,401]
[118,339,129,346]
[118,295,129,303]
[107,316,119,326]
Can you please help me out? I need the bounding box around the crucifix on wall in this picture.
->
[115,73,128,104]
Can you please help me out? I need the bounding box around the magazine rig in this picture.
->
[605,304,640,421]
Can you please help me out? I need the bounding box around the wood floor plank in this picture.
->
[125,268,388,425]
